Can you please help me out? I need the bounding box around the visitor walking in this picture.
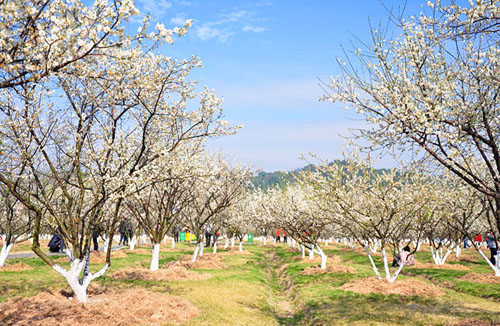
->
[173,225,180,242]
[275,229,281,243]
[486,231,498,266]
[119,219,129,245]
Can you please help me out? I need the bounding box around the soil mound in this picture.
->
[221,248,251,255]
[0,288,199,326]
[410,262,470,271]
[0,262,33,272]
[54,251,128,264]
[450,318,500,326]
[292,255,343,264]
[301,264,357,275]
[125,248,151,255]
[339,277,444,297]
[165,253,227,270]
[448,255,480,263]
[459,273,500,284]
[111,266,211,281]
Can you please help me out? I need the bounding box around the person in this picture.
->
[92,225,101,251]
[486,231,498,266]
[119,219,128,245]
[464,236,471,249]
[275,229,281,243]
[173,225,180,242]
[48,227,65,253]
[126,219,133,244]
[283,230,288,243]
[400,245,416,266]
[474,233,482,246]
[205,224,212,247]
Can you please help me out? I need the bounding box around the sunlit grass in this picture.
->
[1,241,500,325]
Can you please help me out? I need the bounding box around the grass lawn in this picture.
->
[1,241,500,325]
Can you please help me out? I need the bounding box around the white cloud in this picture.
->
[195,9,268,42]
[170,14,187,25]
[242,25,267,32]
[195,25,234,42]
[136,0,172,17]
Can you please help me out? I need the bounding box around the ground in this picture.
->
[1,241,500,326]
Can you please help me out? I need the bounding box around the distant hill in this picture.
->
[251,160,391,190]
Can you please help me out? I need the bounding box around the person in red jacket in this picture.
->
[275,229,281,243]
[283,230,288,243]
[474,233,482,246]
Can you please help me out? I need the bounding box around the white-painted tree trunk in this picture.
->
[140,234,147,245]
[364,245,381,279]
[313,246,327,269]
[430,246,453,265]
[239,241,243,252]
[301,245,305,258]
[192,243,200,262]
[0,242,13,267]
[213,241,217,254]
[53,259,108,303]
[162,235,168,244]
[309,246,314,260]
[381,248,404,283]
[150,243,161,271]
[129,235,137,251]
[231,235,235,248]
[199,241,204,257]
[224,236,229,249]
[369,239,380,254]
[476,247,500,276]
[171,237,175,248]
[263,236,267,246]
[455,244,461,258]
[103,238,109,253]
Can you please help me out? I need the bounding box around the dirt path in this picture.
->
[259,250,296,324]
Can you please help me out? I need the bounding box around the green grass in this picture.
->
[1,242,500,326]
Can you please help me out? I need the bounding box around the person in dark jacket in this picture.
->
[48,227,65,253]
[486,231,498,266]
[92,225,101,251]
[119,219,129,245]
[173,225,180,242]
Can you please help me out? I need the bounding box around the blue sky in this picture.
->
[128,0,430,171]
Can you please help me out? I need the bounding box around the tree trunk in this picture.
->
[381,248,403,283]
[213,241,217,254]
[192,242,200,262]
[150,243,161,271]
[263,236,267,246]
[239,240,243,252]
[53,259,108,303]
[301,245,305,259]
[171,237,175,248]
[224,236,229,249]
[315,246,327,269]
[363,245,381,279]
[200,241,204,257]
[129,235,137,251]
[231,235,235,248]
[309,246,314,260]
[476,247,500,276]
[455,244,461,258]
[0,241,13,267]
